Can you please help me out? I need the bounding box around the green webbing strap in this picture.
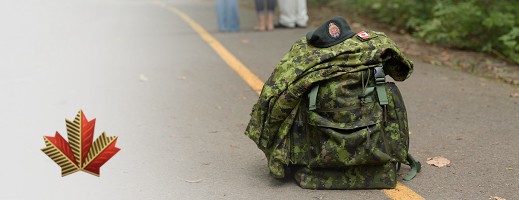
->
[403,154,421,181]
[374,66,389,105]
[376,85,388,105]
[308,85,319,111]
[362,87,375,103]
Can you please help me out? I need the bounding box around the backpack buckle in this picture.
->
[374,65,386,84]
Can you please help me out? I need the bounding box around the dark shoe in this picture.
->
[274,23,294,29]
[295,24,307,28]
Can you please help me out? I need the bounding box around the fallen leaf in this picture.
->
[177,76,187,80]
[510,93,519,98]
[139,74,148,82]
[185,179,203,183]
[426,156,451,167]
[489,196,506,200]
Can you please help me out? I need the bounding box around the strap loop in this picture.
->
[308,85,320,111]
[403,154,421,181]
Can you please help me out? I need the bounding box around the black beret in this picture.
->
[306,16,356,48]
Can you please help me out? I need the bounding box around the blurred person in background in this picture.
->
[254,0,276,31]
[216,0,240,32]
[276,0,308,28]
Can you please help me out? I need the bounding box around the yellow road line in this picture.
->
[383,182,425,200]
[153,0,263,94]
[153,1,424,199]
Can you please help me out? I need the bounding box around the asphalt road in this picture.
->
[0,0,518,199]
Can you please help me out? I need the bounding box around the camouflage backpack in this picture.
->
[245,16,420,189]
[289,64,420,189]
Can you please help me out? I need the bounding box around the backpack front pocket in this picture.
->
[305,102,393,168]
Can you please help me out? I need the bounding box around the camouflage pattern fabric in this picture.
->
[294,162,397,189]
[291,80,410,166]
[290,79,409,189]
[244,31,413,178]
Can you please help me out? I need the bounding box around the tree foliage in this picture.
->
[312,0,519,63]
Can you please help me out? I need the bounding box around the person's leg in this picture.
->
[254,0,265,13]
[295,0,308,27]
[277,0,296,28]
[254,0,266,31]
[216,0,228,32]
[267,0,276,11]
[227,0,240,31]
[266,0,276,30]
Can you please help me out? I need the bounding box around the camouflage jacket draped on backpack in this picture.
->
[244,31,413,178]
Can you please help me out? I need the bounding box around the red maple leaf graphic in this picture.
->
[41,110,120,176]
